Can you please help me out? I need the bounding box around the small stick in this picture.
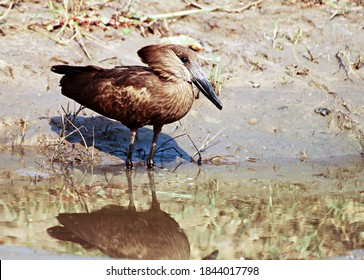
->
[28,25,70,46]
[335,51,351,80]
[140,6,227,21]
[178,121,202,164]
[63,117,89,151]
[225,0,263,13]
[155,133,186,153]
[91,126,95,161]
[74,23,92,61]
[192,127,226,157]
[0,2,13,22]
[121,0,136,14]
[187,0,263,13]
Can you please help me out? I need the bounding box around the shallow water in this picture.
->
[0,147,363,259]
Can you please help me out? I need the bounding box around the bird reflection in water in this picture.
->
[47,170,190,259]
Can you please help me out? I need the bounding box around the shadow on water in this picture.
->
[47,170,191,260]
[49,115,191,165]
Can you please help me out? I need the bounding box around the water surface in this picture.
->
[1,147,363,259]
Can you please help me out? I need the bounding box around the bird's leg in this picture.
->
[147,125,162,169]
[126,128,138,169]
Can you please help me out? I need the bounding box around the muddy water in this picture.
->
[0,147,363,260]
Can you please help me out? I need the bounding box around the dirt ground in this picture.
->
[0,0,363,164]
[0,0,364,260]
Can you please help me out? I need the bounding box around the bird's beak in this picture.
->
[191,67,223,110]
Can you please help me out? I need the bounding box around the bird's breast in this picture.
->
[148,81,194,125]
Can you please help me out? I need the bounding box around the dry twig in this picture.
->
[0,1,13,22]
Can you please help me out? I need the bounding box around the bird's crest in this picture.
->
[137,44,197,82]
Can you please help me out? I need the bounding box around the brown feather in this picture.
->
[57,65,194,129]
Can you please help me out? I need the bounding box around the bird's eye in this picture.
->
[180,56,188,63]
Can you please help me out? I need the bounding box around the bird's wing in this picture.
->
[59,66,161,128]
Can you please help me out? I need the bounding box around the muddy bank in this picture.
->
[0,0,363,164]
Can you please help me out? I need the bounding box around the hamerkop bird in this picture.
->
[51,44,222,168]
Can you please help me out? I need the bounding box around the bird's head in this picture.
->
[137,44,223,110]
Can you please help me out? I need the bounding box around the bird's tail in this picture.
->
[51,65,102,75]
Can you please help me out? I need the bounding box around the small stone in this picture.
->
[248,118,258,125]
[0,60,13,78]
[314,107,331,117]
[299,150,309,161]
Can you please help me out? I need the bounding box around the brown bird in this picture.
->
[51,44,222,168]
